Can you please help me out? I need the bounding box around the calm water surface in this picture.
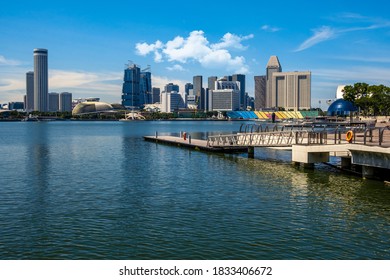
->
[1,121,390,259]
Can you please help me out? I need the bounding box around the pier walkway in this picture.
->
[143,135,248,153]
[144,125,390,179]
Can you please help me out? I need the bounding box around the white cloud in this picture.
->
[211,33,254,50]
[48,70,122,100]
[135,30,253,73]
[163,31,210,63]
[0,68,123,103]
[135,40,163,55]
[166,64,186,72]
[0,55,21,66]
[314,66,390,84]
[199,50,248,73]
[152,75,187,93]
[135,40,163,63]
[261,25,281,32]
[295,14,390,52]
[295,26,336,52]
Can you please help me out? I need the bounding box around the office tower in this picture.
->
[208,76,218,91]
[184,83,193,95]
[266,55,282,108]
[140,68,151,104]
[26,71,34,112]
[151,87,160,103]
[232,74,246,109]
[209,78,240,111]
[49,92,59,112]
[271,71,311,110]
[60,92,73,112]
[122,63,141,108]
[33,48,48,112]
[160,91,185,113]
[193,75,204,109]
[164,83,179,93]
[122,63,151,108]
[254,75,266,110]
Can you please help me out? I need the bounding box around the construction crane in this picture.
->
[142,65,151,72]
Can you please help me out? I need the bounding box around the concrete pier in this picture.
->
[145,127,390,180]
[144,135,248,153]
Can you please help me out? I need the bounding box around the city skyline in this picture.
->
[1,0,390,109]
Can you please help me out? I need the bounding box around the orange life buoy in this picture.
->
[346,130,353,143]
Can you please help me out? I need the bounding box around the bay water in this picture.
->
[1,121,390,259]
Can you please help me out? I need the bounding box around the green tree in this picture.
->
[343,83,390,116]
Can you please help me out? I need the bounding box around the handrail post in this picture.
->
[379,127,384,146]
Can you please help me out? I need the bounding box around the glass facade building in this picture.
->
[26,71,34,112]
[121,64,151,108]
[232,74,246,109]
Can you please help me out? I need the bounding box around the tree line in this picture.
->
[343,83,390,116]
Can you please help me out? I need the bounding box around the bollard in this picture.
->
[188,135,191,144]
[155,131,158,138]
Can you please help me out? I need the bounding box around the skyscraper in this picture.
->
[164,83,179,93]
[193,75,203,109]
[48,92,59,112]
[122,63,151,108]
[26,71,34,112]
[151,87,160,103]
[209,78,240,111]
[59,92,73,112]
[266,55,282,108]
[208,76,218,91]
[34,48,48,112]
[232,74,246,109]
[184,83,193,95]
[140,69,151,104]
[122,64,141,108]
[271,71,311,110]
[254,75,266,110]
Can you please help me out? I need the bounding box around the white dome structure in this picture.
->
[72,101,114,115]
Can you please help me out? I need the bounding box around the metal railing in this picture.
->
[208,125,390,148]
[207,130,328,147]
[362,126,390,146]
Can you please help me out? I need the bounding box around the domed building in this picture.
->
[72,101,114,115]
[327,99,358,116]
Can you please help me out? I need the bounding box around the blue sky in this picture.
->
[1,0,390,109]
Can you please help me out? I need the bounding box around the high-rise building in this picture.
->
[140,69,151,103]
[208,76,218,91]
[160,91,186,113]
[254,75,266,110]
[60,92,73,112]
[232,74,246,109]
[121,63,151,108]
[193,75,203,109]
[34,48,48,112]
[26,71,34,112]
[164,83,179,93]
[184,83,193,95]
[271,71,311,110]
[266,55,282,108]
[49,92,59,112]
[152,87,160,103]
[209,79,240,111]
[122,64,141,108]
